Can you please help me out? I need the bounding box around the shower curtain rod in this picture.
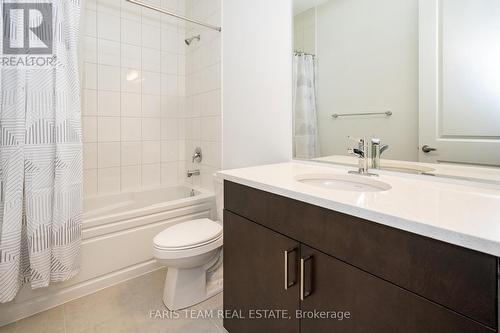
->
[125,0,222,32]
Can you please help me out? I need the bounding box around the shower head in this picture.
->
[185,34,201,46]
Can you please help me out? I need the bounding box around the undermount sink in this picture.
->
[296,173,392,192]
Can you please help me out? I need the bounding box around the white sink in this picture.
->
[296,174,392,192]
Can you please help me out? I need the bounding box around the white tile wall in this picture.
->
[184,0,222,191]
[82,0,190,196]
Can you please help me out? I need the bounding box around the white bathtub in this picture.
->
[84,186,215,231]
[0,185,215,326]
[79,185,216,281]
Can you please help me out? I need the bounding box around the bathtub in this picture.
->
[84,186,215,232]
[80,185,216,277]
[0,185,215,326]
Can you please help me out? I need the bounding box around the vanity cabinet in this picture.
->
[223,181,498,333]
[224,211,300,333]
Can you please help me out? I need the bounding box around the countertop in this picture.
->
[217,161,500,256]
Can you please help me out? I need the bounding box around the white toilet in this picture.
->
[152,180,223,310]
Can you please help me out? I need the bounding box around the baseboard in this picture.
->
[0,260,163,327]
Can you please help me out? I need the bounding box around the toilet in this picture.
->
[153,179,224,310]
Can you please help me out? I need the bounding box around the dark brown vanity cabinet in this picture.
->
[223,181,498,333]
[224,211,300,333]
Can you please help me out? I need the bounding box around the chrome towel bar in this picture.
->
[332,111,393,119]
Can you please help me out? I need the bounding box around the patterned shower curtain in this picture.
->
[0,0,82,302]
[293,53,320,159]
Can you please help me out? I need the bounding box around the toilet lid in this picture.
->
[153,219,223,249]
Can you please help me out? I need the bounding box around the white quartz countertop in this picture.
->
[217,162,500,256]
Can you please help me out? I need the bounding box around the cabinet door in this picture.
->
[300,246,494,333]
[224,210,300,333]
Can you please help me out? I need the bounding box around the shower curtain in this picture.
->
[0,0,82,302]
[293,53,320,159]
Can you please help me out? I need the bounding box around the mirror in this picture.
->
[292,0,500,182]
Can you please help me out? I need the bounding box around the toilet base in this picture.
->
[163,254,223,310]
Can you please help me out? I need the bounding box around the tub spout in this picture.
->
[187,169,200,178]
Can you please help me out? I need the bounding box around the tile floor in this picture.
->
[0,269,227,333]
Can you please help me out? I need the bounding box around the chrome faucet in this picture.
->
[370,138,389,170]
[347,137,378,177]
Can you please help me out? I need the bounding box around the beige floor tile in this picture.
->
[142,318,221,333]
[190,293,224,330]
[0,269,228,333]
[191,293,223,312]
[64,269,167,333]
[0,306,66,333]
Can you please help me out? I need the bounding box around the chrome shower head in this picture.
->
[185,34,201,46]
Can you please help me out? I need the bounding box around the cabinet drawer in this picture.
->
[224,181,497,328]
[301,245,494,333]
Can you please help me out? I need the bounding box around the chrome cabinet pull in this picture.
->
[300,256,313,301]
[284,247,298,290]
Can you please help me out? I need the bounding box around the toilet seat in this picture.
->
[154,233,223,251]
[153,235,223,260]
[154,218,222,249]
[153,219,223,260]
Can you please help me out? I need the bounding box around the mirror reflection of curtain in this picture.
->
[293,54,320,159]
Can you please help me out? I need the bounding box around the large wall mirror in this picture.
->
[292,0,500,181]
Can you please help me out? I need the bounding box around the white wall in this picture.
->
[315,0,419,161]
[222,0,293,169]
